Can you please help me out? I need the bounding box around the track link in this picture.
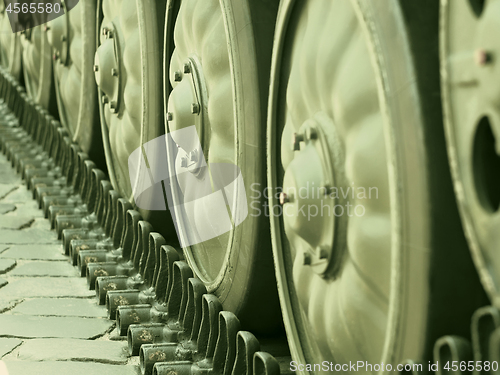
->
[0,67,292,375]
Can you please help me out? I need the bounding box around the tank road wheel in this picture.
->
[20,25,54,110]
[0,2,21,80]
[47,0,103,161]
[267,0,483,371]
[94,0,172,228]
[164,0,281,332]
[441,0,500,305]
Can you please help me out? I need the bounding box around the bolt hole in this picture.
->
[469,0,486,17]
[473,116,500,212]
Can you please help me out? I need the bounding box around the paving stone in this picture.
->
[0,315,113,339]
[0,164,21,184]
[17,339,127,364]
[0,229,58,245]
[8,261,78,277]
[1,186,32,204]
[0,216,34,229]
[12,202,43,218]
[0,204,15,215]
[10,298,106,318]
[0,245,64,260]
[0,338,22,357]
[0,278,94,299]
[0,259,15,274]
[3,361,138,375]
[0,185,17,200]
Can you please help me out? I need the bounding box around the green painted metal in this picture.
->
[0,3,21,80]
[164,0,281,333]
[20,25,53,109]
[267,0,479,371]
[47,0,101,156]
[95,0,166,206]
[441,0,500,306]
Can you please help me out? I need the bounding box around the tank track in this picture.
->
[0,67,292,375]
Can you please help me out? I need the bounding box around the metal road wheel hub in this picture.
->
[167,56,208,176]
[281,113,347,278]
[94,24,122,115]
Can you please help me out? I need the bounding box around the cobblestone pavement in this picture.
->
[0,153,139,374]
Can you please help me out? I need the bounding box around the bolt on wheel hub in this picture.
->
[168,56,209,176]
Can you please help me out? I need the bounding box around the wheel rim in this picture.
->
[164,0,275,318]
[441,0,500,302]
[21,25,52,108]
[47,0,99,154]
[167,0,236,286]
[0,4,21,80]
[268,0,432,369]
[94,0,164,203]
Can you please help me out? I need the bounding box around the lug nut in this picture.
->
[189,149,198,163]
[111,68,118,77]
[180,156,188,168]
[303,253,312,266]
[110,101,118,112]
[60,35,66,42]
[107,30,113,39]
[44,25,50,32]
[279,192,290,205]
[292,132,304,151]
[102,96,109,104]
[183,63,191,74]
[174,71,182,82]
[318,247,329,259]
[101,28,108,36]
[306,126,317,140]
[191,103,200,114]
[93,65,99,72]
[475,49,492,66]
[166,112,173,121]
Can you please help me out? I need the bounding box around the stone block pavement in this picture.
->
[0,153,139,374]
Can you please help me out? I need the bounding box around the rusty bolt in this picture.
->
[292,132,304,151]
[475,49,492,66]
[174,71,182,82]
[183,63,191,74]
[166,112,173,121]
